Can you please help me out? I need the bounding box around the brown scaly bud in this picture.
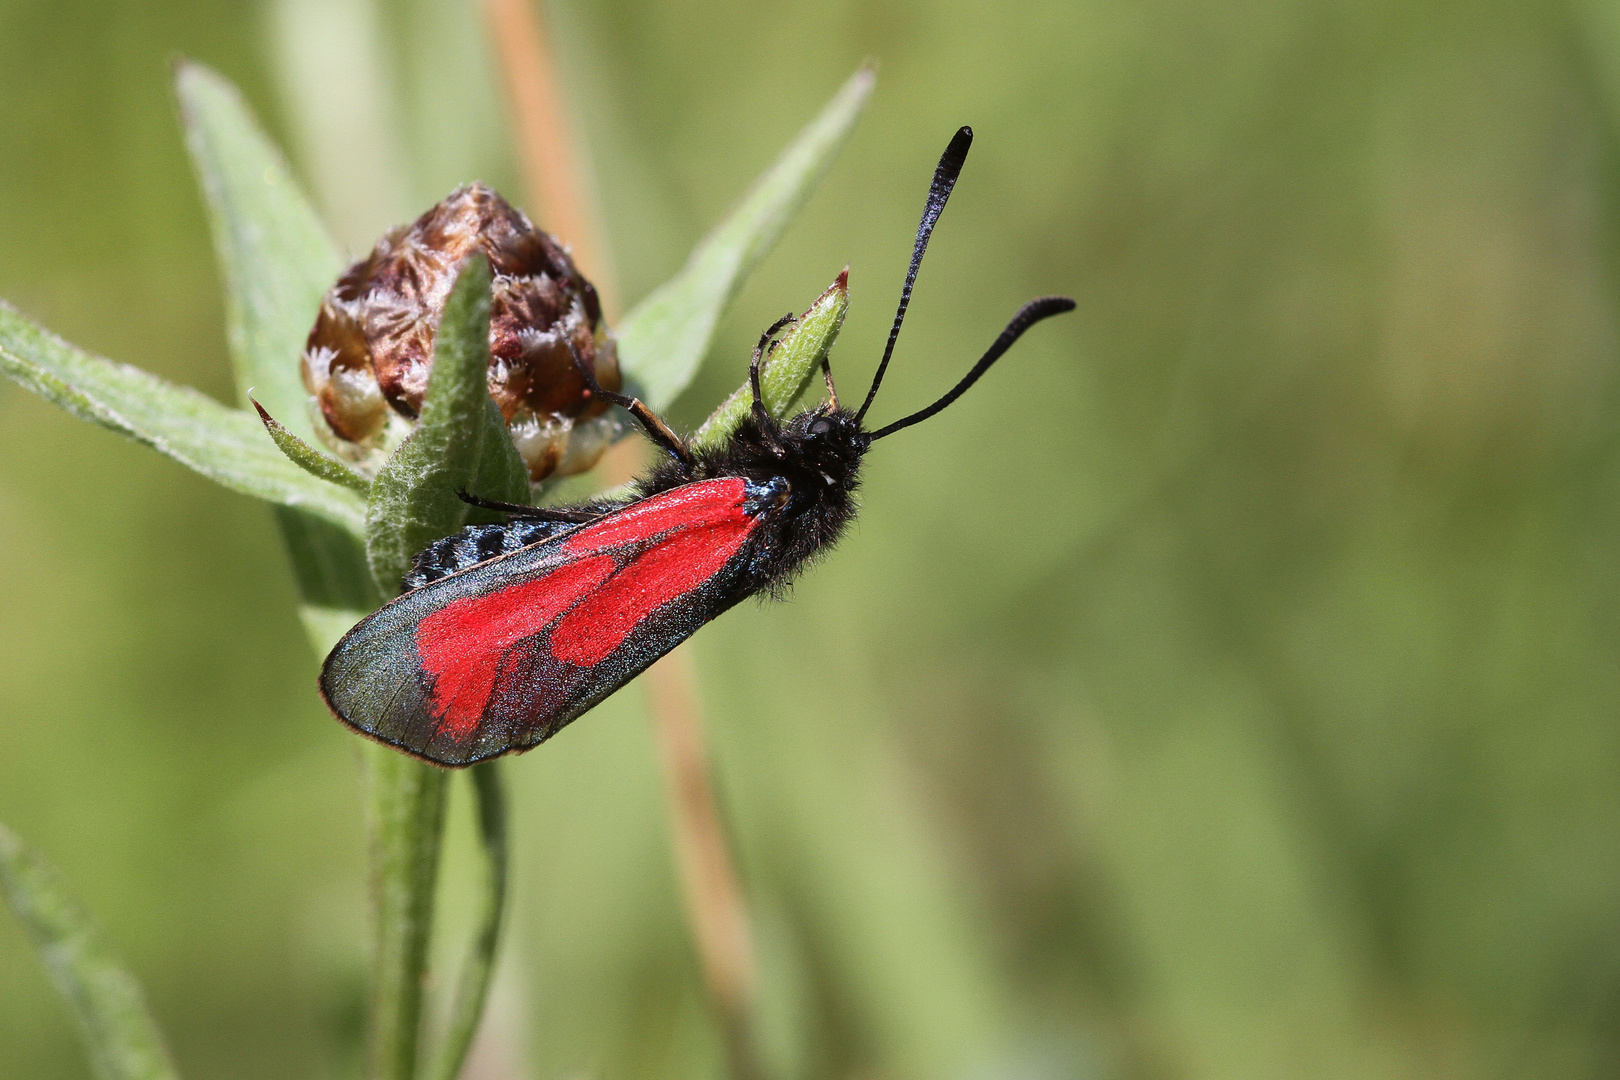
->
[300,183,622,481]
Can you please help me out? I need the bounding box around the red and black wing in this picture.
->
[320,476,782,765]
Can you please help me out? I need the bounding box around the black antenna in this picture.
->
[855,126,974,423]
[866,296,1075,441]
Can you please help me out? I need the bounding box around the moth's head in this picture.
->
[785,403,867,452]
[777,404,868,498]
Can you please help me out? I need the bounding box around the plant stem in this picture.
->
[644,650,762,1080]
[364,746,449,1080]
[426,763,510,1080]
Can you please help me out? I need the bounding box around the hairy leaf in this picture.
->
[176,60,380,649]
[473,396,531,513]
[617,65,873,410]
[365,256,527,595]
[692,269,849,448]
[253,400,372,494]
[0,301,365,533]
[176,59,342,444]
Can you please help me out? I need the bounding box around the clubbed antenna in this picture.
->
[855,126,973,423]
[867,297,1076,441]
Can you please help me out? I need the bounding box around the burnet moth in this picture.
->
[320,127,1075,766]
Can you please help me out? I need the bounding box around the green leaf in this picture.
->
[0,822,180,1080]
[252,399,372,495]
[0,301,366,534]
[354,261,520,1079]
[426,763,510,1080]
[692,269,849,449]
[473,397,531,511]
[617,64,874,410]
[176,60,379,651]
[176,59,343,444]
[365,255,524,595]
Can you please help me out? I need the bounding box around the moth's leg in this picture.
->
[821,356,840,410]
[568,342,696,469]
[750,312,797,427]
[456,489,601,522]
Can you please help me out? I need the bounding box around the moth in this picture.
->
[320,127,1074,765]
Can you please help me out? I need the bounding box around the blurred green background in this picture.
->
[5,0,1620,1078]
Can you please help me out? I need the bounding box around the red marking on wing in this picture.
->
[416,555,615,738]
[549,488,757,667]
[563,477,749,555]
[413,478,758,743]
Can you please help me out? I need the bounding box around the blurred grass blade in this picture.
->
[0,822,180,1080]
[0,302,365,534]
[693,269,849,448]
[252,399,372,495]
[426,763,510,1080]
[617,65,873,410]
[364,254,528,594]
[176,58,342,443]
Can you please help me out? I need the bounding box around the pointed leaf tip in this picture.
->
[175,60,379,630]
[176,58,341,443]
[253,398,372,495]
[692,271,850,449]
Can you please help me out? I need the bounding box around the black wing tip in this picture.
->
[324,701,523,768]
[320,668,544,768]
[317,651,466,769]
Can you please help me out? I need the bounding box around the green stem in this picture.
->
[364,746,449,1080]
[426,763,510,1080]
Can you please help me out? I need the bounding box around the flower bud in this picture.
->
[300,183,621,481]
